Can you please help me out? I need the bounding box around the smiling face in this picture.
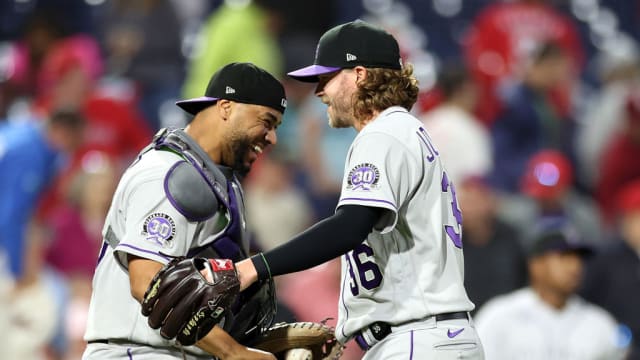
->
[316,69,359,129]
[221,102,281,176]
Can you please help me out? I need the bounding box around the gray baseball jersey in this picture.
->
[84,136,248,358]
[335,106,475,342]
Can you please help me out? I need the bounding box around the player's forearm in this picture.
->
[196,326,275,360]
[237,205,382,290]
[128,255,164,302]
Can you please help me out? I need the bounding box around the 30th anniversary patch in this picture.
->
[347,163,380,191]
[142,213,176,247]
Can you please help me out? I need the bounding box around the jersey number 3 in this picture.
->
[442,172,463,248]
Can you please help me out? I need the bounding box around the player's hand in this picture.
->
[235,258,258,291]
[196,325,276,359]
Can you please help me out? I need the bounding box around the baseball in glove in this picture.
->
[140,257,240,346]
[250,321,344,360]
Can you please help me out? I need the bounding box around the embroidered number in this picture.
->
[346,243,383,296]
[441,172,463,248]
[148,219,171,238]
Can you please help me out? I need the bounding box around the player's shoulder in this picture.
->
[359,106,423,145]
[132,148,182,172]
[572,296,618,327]
[120,149,183,192]
[368,106,421,130]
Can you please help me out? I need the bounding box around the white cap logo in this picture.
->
[281,98,287,108]
[225,86,236,94]
[346,53,357,62]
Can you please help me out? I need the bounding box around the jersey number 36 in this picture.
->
[346,243,383,296]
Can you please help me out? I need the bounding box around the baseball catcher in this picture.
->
[141,257,344,359]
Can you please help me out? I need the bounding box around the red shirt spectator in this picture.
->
[596,91,640,223]
[463,0,584,124]
[32,36,152,221]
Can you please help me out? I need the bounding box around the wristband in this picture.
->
[251,252,272,281]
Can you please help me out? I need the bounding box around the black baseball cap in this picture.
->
[288,20,402,82]
[527,223,593,258]
[176,62,287,115]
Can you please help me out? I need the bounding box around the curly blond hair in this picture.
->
[353,63,420,120]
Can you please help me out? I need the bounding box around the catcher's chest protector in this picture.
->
[149,128,251,261]
[151,128,276,339]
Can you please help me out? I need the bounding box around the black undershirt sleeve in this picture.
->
[250,205,384,281]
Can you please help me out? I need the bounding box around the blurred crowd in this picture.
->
[0,0,640,359]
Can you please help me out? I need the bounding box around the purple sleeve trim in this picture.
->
[117,243,170,261]
[340,197,397,210]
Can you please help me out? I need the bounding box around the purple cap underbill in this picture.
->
[175,96,220,115]
[287,65,341,82]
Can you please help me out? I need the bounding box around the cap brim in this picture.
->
[287,65,341,82]
[567,244,595,257]
[175,96,219,115]
[528,243,594,258]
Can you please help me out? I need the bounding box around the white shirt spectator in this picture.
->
[475,287,626,360]
[421,104,492,185]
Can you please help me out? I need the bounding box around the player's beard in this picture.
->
[226,130,253,178]
[327,80,356,129]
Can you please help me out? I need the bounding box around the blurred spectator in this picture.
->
[475,221,626,360]
[62,277,93,360]
[0,7,66,118]
[489,41,576,193]
[0,109,84,278]
[582,180,640,359]
[100,0,186,131]
[498,150,604,246]
[420,63,491,185]
[244,149,312,252]
[181,0,284,99]
[576,37,640,188]
[273,35,318,163]
[5,266,61,360]
[44,152,117,280]
[596,90,640,224]
[29,37,152,228]
[33,35,151,164]
[298,96,355,219]
[243,149,312,327]
[457,177,526,312]
[463,0,584,125]
[36,35,103,101]
[0,109,83,360]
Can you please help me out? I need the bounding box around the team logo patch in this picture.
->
[142,213,176,247]
[347,163,380,191]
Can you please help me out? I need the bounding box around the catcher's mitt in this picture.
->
[250,321,344,360]
[140,257,240,346]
